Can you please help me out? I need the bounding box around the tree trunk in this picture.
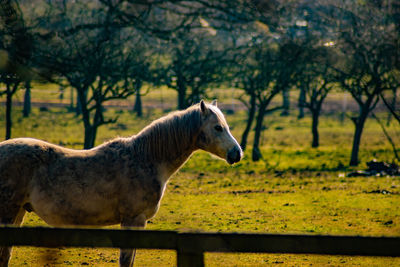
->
[349,112,368,166]
[281,88,290,116]
[177,79,186,110]
[5,85,12,140]
[192,86,201,105]
[76,89,87,116]
[84,125,97,149]
[76,92,82,116]
[240,91,256,151]
[77,88,94,149]
[69,87,74,112]
[311,109,319,148]
[298,85,306,119]
[386,87,397,126]
[133,79,143,117]
[23,80,31,117]
[252,102,267,161]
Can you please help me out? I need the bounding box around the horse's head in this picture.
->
[196,100,243,165]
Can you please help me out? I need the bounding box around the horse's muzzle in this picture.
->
[227,147,242,165]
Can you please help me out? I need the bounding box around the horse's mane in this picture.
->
[131,104,202,161]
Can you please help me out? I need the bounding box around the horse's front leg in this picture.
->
[119,214,147,267]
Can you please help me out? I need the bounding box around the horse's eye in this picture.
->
[214,125,223,132]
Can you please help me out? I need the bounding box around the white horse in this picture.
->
[0,100,242,267]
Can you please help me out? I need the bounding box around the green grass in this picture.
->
[1,104,400,266]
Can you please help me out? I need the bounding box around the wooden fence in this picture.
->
[0,227,399,266]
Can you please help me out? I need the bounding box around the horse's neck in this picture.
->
[153,126,197,179]
[142,134,196,183]
[159,148,195,180]
[132,112,200,181]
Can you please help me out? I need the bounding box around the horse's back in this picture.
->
[0,138,47,180]
[0,137,94,189]
[0,137,64,174]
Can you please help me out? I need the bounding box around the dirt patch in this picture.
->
[229,189,295,195]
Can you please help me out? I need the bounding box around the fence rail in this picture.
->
[1,227,399,266]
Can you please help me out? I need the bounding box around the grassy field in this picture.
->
[0,100,400,266]
[7,81,368,113]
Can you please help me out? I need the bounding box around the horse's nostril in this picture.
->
[235,149,242,162]
[228,147,242,164]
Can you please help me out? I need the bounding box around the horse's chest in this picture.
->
[122,176,166,220]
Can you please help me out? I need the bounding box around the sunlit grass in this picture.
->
[0,103,399,266]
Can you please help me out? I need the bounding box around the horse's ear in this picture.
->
[211,99,217,107]
[200,100,207,114]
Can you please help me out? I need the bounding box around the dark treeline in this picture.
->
[0,0,399,165]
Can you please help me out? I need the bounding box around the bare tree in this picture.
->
[0,75,21,140]
[381,90,400,124]
[0,0,32,139]
[235,0,330,159]
[295,42,338,148]
[22,79,31,117]
[34,1,151,148]
[234,32,301,161]
[299,73,337,148]
[332,0,398,165]
[237,76,257,151]
[163,27,236,109]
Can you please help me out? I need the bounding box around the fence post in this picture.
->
[177,250,204,267]
[177,233,205,267]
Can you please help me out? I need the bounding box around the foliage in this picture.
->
[160,25,238,109]
[30,0,162,148]
[2,0,399,158]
